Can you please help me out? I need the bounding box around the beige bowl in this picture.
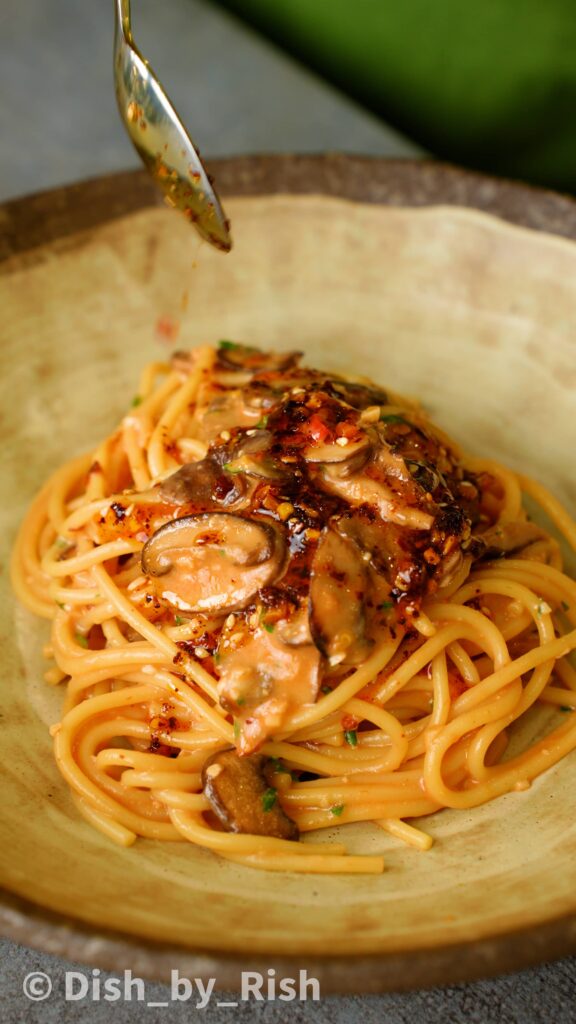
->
[1,157,576,992]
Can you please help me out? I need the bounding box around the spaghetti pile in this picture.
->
[11,343,576,874]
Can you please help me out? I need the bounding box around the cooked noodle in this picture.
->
[11,343,576,873]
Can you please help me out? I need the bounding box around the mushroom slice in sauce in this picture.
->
[318,463,434,530]
[474,521,546,560]
[302,433,372,472]
[193,391,263,443]
[202,749,299,840]
[223,430,285,480]
[217,618,321,753]
[159,456,246,508]
[327,379,389,409]
[309,526,371,666]
[141,513,285,613]
[216,343,302,373]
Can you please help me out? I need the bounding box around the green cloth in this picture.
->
[214,0,576,193]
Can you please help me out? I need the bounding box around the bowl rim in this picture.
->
[3,154,576,992]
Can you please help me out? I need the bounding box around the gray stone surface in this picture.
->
[0,0,420,202]
[1,0,575,1021]
[2,938,576,1023]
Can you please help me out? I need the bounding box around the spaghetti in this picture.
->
[11,343,576,874]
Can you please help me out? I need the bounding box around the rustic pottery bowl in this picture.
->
[1,156,576,992]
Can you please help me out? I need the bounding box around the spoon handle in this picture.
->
[115,0,132,43]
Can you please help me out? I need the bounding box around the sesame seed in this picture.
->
[194,646,209,659]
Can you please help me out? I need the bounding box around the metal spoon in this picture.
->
[113,0,232,252]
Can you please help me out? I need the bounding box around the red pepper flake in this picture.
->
[155,314,180,345]
[306,413,332,444]
[341,713,360,732]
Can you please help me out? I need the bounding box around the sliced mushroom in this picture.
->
[217,343,302,373]
[159,456,246,508]
[217,619,321,752]
[318,464,434,530]
[302,433,372,472]
[141,513,286,613]
[328,378,389,409]
[474,521,546,560]
[203,749,299,839]
[193,391,263,443]
[335,512,399,576]
[223,430,285,480]
[309,526,371,666]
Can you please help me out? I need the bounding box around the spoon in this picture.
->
[113,0,232,252]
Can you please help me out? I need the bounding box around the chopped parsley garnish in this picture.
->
[331,804,345,817]
[344,729,358,747]
[262,787,277,812]
[268,757,288,774]
[378,600,393,611]
[255,415,269,429]
[262,621,275,634]
[380,413,408,425]
[131,395,143,407]
[56,601,66,610]
[236,696,246,707]
[222,462,243,475]
[560,706,572,713]
[174,615,184,626]
[321,685,333,695]
[218,340,240,350]
[233,719,240,740]
[75,633,89,649]
[562,601,570,612]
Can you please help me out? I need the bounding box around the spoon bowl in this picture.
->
[113,0,232,252]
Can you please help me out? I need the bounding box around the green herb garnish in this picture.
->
[233,719,240,740]
[75,634,89,649]
[262,787,277,812]
[263,621,275,634]
[174,615,184,626]
[560,706,573,713]
[218,340,240,350]
[331,804,345,817]
[268,757,287,774]
[236,697,246,707]
[255,415,269,429]
[380,413,408,425]
[378,600,393,611]
[131,395,143,407]
[344,730,358,747]
[321,685,333,695]
[222,462,243,475]
[562,601,570,612]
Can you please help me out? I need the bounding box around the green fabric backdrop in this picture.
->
[214,0,576,193]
